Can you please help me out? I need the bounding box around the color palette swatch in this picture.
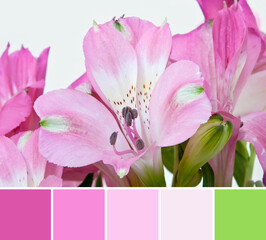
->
[107,189,158,240]
[0,190,51,240]
[54,190,104,240]
[161,189,213,240]
[215,190,266,240]
[0,189,265,240]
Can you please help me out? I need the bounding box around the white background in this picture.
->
[0,0,265,185]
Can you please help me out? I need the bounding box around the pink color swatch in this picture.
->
[53,189,104,240]
[161,189,213,240]
[0,190,51,240]
[107,189,158,240]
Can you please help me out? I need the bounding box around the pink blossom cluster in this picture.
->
[0,0,265,187]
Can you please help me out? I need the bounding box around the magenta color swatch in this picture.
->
[107,189,158,240]
[53,189,105,240]
[0,190,51,240]
[161,189,213,240]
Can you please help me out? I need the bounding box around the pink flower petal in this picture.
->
[212,5,262,111]
[39,175,63,187]
[8,46,38,92]
[232,31,262,108]
[36,47,50,83]
[62,165,98,187]
[0,44,12,101]
[0,91,32,135]
[234,70,266,116]
[34,89,130,168]
[68,73,92,94]
[117,17,155,47]
[44,162,63,179]
[21,129,47,187]
[149,60,212,147]
[170,23,216,103]
[135,22,172,144]
[239,111,266,183]
[0,136,27,187]
[209,112,241,186]
[83,20,138,117]
[196,0,234,20]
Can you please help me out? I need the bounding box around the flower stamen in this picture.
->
[109,106,145,157]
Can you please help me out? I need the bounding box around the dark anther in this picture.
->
[240,122,244,128]
[122,106,132,118]
[136,138,145,150]
[125,112,132,126]
[110,132,118,145]
[131,109,138,119]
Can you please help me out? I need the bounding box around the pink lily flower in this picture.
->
[171,0,266,186]
[0,44,49,136]
[34,17,211,184]
[0,129,62,187]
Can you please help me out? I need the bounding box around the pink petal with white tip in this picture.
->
[83,20,138,120]
[135,22,172,144]
[149,60,212,147]
[34,89,130,169]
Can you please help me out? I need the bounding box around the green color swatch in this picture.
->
[215,190,266,240]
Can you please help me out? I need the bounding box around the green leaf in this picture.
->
[234,142,256,187]
[79,173,94,187]
[162,146,174,173]
[202,162,214,187]
[179,170,202,187]
[176,115,233,187]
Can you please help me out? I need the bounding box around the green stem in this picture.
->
[243,144,256,186]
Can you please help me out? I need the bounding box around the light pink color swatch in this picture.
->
[0,190,51,240]
[53,189,104,240]
[161,189,213,240]
[107,189,158,240]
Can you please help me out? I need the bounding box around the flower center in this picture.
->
[110,106,145,156]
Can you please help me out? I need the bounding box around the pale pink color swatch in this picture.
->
[162,189,213,240]
[0,190,51,240]
[53,189,104,240]
[107,189,158,240]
